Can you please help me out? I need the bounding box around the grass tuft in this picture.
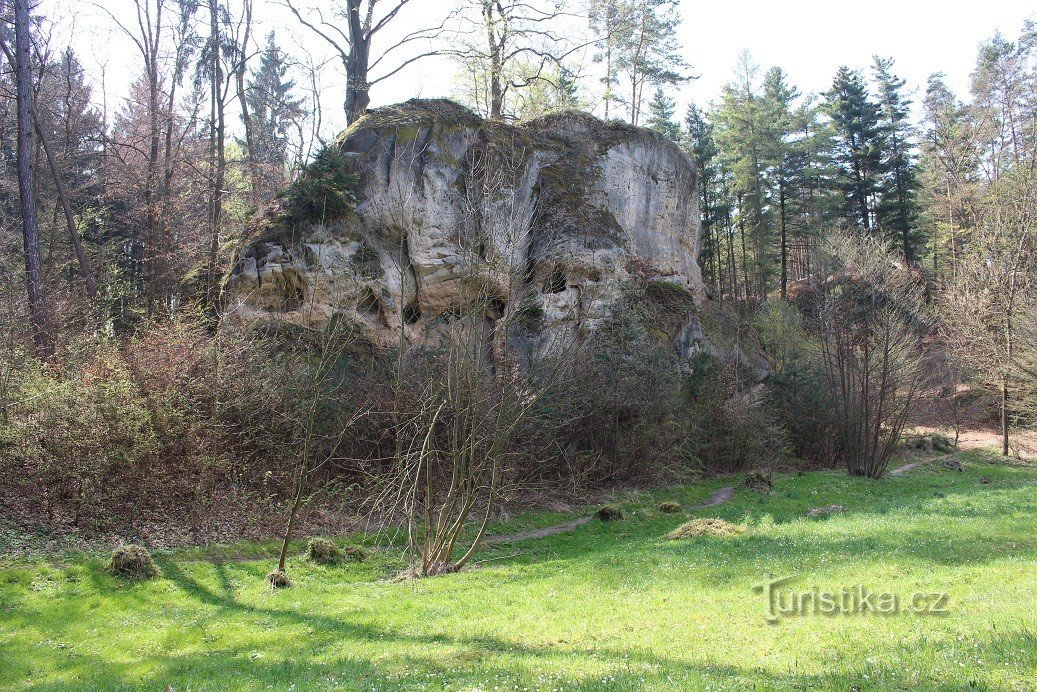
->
[667,517,745,539]
[109,544,158,580]
[596,504,626,521]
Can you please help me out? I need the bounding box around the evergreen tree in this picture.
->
[920,73,978,280]
[646,87,681,141]
[685,103,728,296]
[589,0,634,120]
[824,66,885,232]
[244,32,305,197]
[761,66,810,297]
[615,0,688,125]
[713,53,771,298]
[872,56,922,263]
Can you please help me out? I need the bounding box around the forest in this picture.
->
[1,0,1036,690]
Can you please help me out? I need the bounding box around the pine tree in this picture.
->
[244,32,305,198]
[762,66,810,297]
[685,103,728,296]
[824,66,885,232]
[615,0,687,125]
[646,87,681,141]
[714,53,771,299]
[872,56,922,263]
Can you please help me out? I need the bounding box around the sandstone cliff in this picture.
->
[225,99,705,355]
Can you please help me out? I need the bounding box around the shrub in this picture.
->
[342,545,369,562]
[659,501,681,513]
[307,537,343,565]
[596,504,626,521]
[667,518,744,539]
[266,569,292,588]
[744,469,773,493]
[109,544,158,580]
[282,146,358,224]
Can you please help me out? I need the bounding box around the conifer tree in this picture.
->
[243,32,306,198]
[873,56,922,263]
[824,66,885,232]
[646,87,681,141]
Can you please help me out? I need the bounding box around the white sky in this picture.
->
[59,0,1036,137]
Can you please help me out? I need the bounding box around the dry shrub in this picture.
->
[266,569,291,588]
[307,537,343,565]
[109,544,158,580]
[342,545,369,562]
[596,504,626,521]
[667,518,744,539]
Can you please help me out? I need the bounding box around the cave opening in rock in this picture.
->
[486,296,506,319]
[357,287,382,319]
[546,267,566,294]
[403,302,421,325]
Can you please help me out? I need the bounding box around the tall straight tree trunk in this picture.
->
[779,180,788,300]
[34,112,95,299]
[14,0,50,355]
[1001,375,1010,457]
[207,0,227,308]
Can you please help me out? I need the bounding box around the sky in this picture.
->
[62,0,1036,137]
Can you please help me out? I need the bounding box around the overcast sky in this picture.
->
[65,0,1035,136]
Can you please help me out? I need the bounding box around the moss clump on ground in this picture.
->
[744,469,773,493]
[596,504,626,522]
[659,501,681,513]
[667,518,744,539]
[342,545,369,562]
[109,544,158,580]
[266,569,291,588]
[307,538,343,565]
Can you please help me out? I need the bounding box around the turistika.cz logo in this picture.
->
[754,573,950,624]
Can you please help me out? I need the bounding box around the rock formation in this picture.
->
[225,99,705,357]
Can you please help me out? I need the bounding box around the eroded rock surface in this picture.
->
[225,99,704,355]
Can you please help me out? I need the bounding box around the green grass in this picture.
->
[2,450,1036,690]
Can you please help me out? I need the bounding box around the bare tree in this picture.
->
[282,0,453,125]
[0,15,96,301]
[817,234,930,477]
[944,170,1036,456]
[451,0,595,120]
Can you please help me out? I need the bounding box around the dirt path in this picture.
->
[486,485,737,545]
[888,459,931,476]
[695,486,735,507]
[485,516,592,544]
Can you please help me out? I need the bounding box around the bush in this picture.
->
[667,518,744,539]
[282,146,358,224]
[744,469,773,493]
[109,544,158,580]
[342,545,369,562]
[266,569,292,588]
[659,501,681,513]
[307,537,343,565]
[596,504,626,522]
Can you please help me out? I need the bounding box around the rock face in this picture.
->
[225,100,704,356]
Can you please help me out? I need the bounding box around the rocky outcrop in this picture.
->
[225,99,704,356]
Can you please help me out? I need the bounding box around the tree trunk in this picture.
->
[207,0,226,308]
[1001,375,1010,457]
[34,110,96,299]
[779,180,788,300]
[14,0,50,356]
[344,0,371,124]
